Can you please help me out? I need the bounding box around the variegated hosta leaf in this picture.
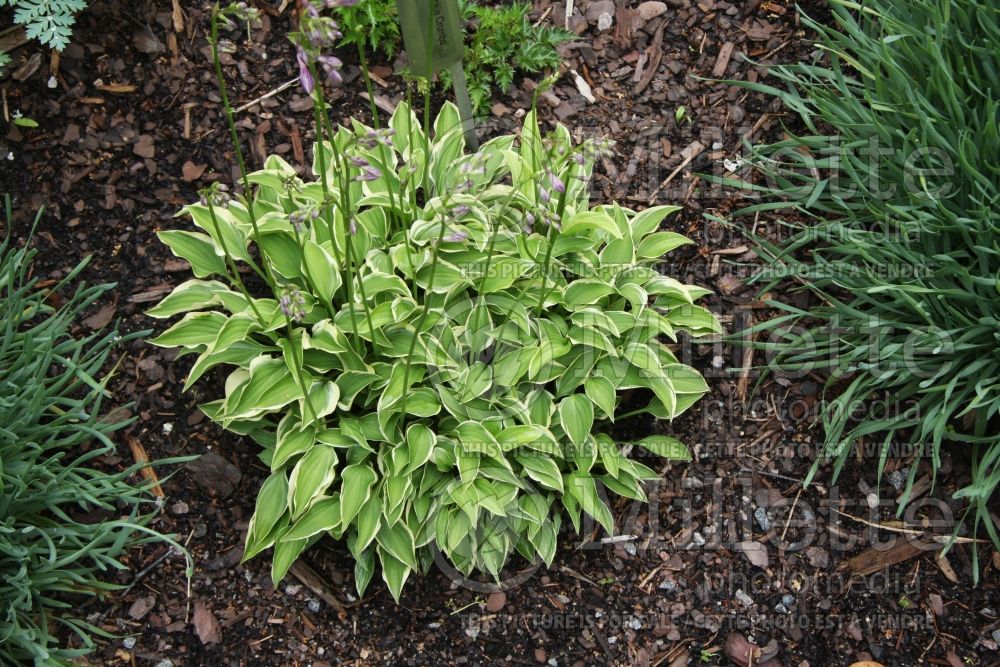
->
[151,98,721,602]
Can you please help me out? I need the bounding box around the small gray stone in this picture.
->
[734,589,754,607]
[123,637,137,650]
[307,598,321,613]
[597,12,614,30]
[887,469,906,491]
[754,507,772,532]
[782,594,795,607]
[774,603,789,614]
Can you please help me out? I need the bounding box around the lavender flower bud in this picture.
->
[317,54,343,87]
[452,205,470,217]
[353,166,381,182]
[349,218,358,235]
[539,187,550,204]
[280,288,306,322]
[445,230,469,243]
[548,171,566,194]
[296,47,314,94]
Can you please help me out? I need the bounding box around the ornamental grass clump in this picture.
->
[726,0,1000,573]
[151,1,719,600]
[0,198,182,666]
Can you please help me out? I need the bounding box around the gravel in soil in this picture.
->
[2,0,998,665]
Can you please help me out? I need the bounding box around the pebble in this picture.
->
[597,12,614,30]
[308,598,321,613]
[734,589,754,607]
[659,579,676,593]
[636,1,668,20]
[486,591,506,612]
[782,594,795,607]
[627,616,642,630]
[123,637,137,650]
[691,532,706,547]
[992,628,1000,644]
[154,661,174,667]
[171,501,189,515]
[285,584,302,596]
[754,507,772,532]
[774,603,789,614]
[887,469,906,491]
[624,542,637,556]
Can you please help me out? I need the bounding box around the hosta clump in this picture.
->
[150,103,720,599]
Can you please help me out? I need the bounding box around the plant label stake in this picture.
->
[396,0,478,148]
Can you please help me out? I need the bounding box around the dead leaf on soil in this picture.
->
[83,303,116,330]
[193,600,222,644]
[182,161,207,182]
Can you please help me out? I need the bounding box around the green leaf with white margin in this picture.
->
[584,376,617,420]
[354,499,381,552]
[223,356,303,422]
[258,232,305,280]
[561,210,622,238]
[629,204,682,238]
[558,394,594,446]
[636,435,690,460]
[376,520,418,570]
[405,424,436,473]
[288,444,338,518]
[302,240,340,304]
[157,230,227,278]
[150,311,227,349]
[243,471,289,561]
[147,280,248,318]
[562,280,615,307]
[567,472,614,535]
[283,496,341,541]
[514,454,564,493]
[272,417,317,471]
[271,535,308,584]
[378,547,412,603]
[479,257,531,293]
[636,231,692,259]
[182,203,252,264]
[302,380,340,421]
[340,463,377,527]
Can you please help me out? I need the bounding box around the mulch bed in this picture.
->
[2,0,998,665]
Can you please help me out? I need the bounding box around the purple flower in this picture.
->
[549,171,565,194]
[452,205,470,217]
[349,218,358,235]
[296,47,314,94]
[353,166,381,182]
[539,187,550,204]
[317,54,343,86]
[348,155,370,168]
[280,288,307,321]
[445,230,469,243]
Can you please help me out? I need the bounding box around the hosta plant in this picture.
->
[151,3,719,602]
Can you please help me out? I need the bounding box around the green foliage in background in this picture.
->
[727,0,1000,574]
[1,0,86,51]
[150,103,719,601]
[0,198,179,665]
[338,0,573,112]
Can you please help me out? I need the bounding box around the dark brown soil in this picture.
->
[2,1,997,666]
